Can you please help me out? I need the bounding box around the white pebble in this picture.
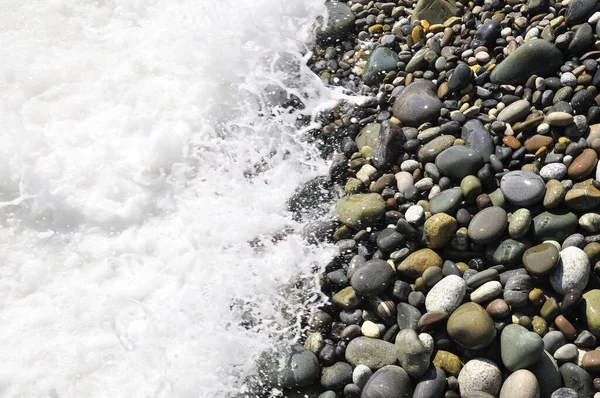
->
[550,246,590,295]
[357,164,377,184]
[560,72,577,87]
[352,364,372,389]
[471,281,503,303]
[524,27,539,40]
[414,178,434,192]
[425,275,467,313]
[361,320,380,338]
[563,155,573,168]
[589,11,600,24]
[458,358,502,397]
[540,163,567,180]
[475,51,490,63]
[405,205,425,224]
[501,27,512,38]
[537,122,550,134]
[401,159,420,172]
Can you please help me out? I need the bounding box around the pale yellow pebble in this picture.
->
[361,320,381,338]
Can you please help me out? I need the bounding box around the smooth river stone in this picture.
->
[567,148,597,181]
[395,329,433,377]
[458,358,502,397]
[362,365,413,398]
[499,369,540,398]
[582,290,600,336]
[532,211,578,242]
[397,248,442,278]
[461,119,494,162]
[435,146,484,181]
[356,123,380,150]
[550,246,590,295]
[316,2,356,43]
[447,302,496,350]
[418,135,456,163]
[350,259,394,297]
[424,213,457,249]
[345,337,398,369]
[565,179,600,211]
[490,40,563,85]
[429,188,463,214]
[559,363,594,398]
[413,367,445,398]
[500,171,545,206]
[373,121,406,169]
[501,324,545,371]
[412,0,457,24]
[363,47,400,85]
[468,206,508,244]
[509,208,531,239]
[393,80,442,127]
[497,99,531,125]
[565,0,598,24]
[321,362,353,390]
[276,345,320,388]
[425,275,466,313]
[523,242,559,275]
[336,193,386,229]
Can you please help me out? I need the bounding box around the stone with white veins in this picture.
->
[425,275,467,313]
[550,246,590,295]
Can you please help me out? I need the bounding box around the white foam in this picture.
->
[0,1,337,397]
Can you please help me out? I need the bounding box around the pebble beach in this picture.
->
[268,0,600,397]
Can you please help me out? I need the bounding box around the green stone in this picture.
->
[509,208,531,239]
[412,0,458,24]
[418,135,455,163]
[447,302,496,350]
[490,40,563,85]
[356,123,380,150]
[500,324,545,371]
[362,47,399,85]
[460,175,482,202]
[582,290,600,337]
[522,242,559,276]
[544,179,566,209]
[532,210,578,242]
[336,193,386,229]
[429,188,463,214]
[332,286,362,309]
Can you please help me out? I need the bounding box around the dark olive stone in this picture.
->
[490,40,563,85]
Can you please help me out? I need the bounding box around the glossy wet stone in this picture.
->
[468,206,507,244]
[435,146,485,181]
[500,171,545,206]
[363,47,400,85]
[336,193,386,229]
[490,40,563,85]
[393,81,442,127]
[532,211,579,242]
[500,324,544,371]
[350,259,395,297]
[429,188,463,214]
[361,365,413,398]
[447,303,496,350]
[397,248,442,278]
[316,2,356,43]
[522,242,560,275]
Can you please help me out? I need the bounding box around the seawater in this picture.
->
[0,1,341,397]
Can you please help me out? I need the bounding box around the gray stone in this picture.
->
[435,146,484,181]
[363,47,400,85]
[491,238,526,265]
[559,363,594,398]
[277,345,319,388]
[395,329,432,377]
[352,364,372,389]
[565,0,598,24]
[550,388,579,398]
[321,361,353,390]
[418,135,456,163]
[500,171,546,206]
[530,351,562,398]
[346,337,398,369]
[373,121,406,169]
[468,206,508,244]
[497,99,531,125]
[532,211,579,242]
[336,193,386,229]
[397,303,421,331]
[553,343,578,363]
[448,63,473,93]
[499,369,540,398]
[351,259,394,297]
[413,367,445,398]
[543,331,567,355]
[361,365,413,398]
[429,188,463,214]
[490,40,563,85]
[501,324,544,371]
[393,81,442,127]
[316,2,356,43]
[461,119,494,162]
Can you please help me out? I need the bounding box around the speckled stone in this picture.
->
[458,358,502,397]
[509,208,531,239]
[470,281,502,303]
[336,193,386,229]
[550,246,590,295]
[424,213,457,249]
[500,171,546,206]
[345,337,398,369]
[425,275,467,313]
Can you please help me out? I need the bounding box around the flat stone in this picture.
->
[501,324,545,371]
[458,358,502,397]
[363,47,400,85]
[435,146,485,181]
[490,40,563,85]
[336,193,386,229]
[361,365,413,398]
[582,289,600,336]
[411,0,458,24]
[532,211,579,242]
[447,303,496,350]
[429,188,463,214]
[497,99,531,125]
[425,275,466,313]
[351,259,395,297]
[397,302,421,331]
[397,248,442,278]
[468,206,508,244]
[523,242,560,276]
[499,369,540,398]
[424,213,457,249]
[565,179,600,211]
[500,171,546,206]
[393,81,442,127]
[550,246,590,295]
[345,337,398,369]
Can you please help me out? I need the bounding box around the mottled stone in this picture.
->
[345,337,398,369]
[458,358,502,397]
[509,208,531,239]
[363,47,400,85]
[433,350,463,377]
[336,193,386,229]
[424,213,457,249]
[412,0,458,24]
[397,249,442,278]
[425,275,466,313]
[564,179,600,211]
